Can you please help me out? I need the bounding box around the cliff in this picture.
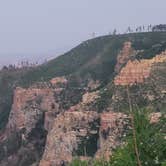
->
[39,111,99,166]
[114,51,166,86]
[115,41,136,73]
[0,77,67,166]
[95,112,130,160]
[7,87,59,133]
[0,74,133,165]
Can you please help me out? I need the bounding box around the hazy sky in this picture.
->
[0,0,165,67]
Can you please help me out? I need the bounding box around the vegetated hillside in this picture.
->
[0,31,166,130]
[0,31,166,166]
[19,31,166,85]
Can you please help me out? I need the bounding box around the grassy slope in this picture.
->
[20,32,166,86]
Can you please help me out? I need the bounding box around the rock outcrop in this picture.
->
[7,87,59,135]
[67,91,100,112]
[115,41,135,73]
[95,112,130,160]
[150,112,162,123]
[39,111,99,166]
[87,80,100,90]
[82,91,100,105]
[114,51,166,86]
[50,76,67,88]
[0,77,67,166]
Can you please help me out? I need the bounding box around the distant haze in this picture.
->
[0,0,165,67]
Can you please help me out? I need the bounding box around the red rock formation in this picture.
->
[0,79,65,166]
[114,51,166,86]
[95,111,129,160]
[67,91,100,112]
[50,76,67,87]
[115,41,135,73]
[39,111,99,166]
[7,86,60,136]
[82,91,100,105]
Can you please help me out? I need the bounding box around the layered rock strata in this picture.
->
[39,111,99,166]
[115,41,135,73]
[7,87,60,136]
[114,51,166,86]
[95,112,130,160]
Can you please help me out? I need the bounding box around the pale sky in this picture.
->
[0,0,165,67]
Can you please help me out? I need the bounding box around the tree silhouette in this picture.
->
[113,29,117,35]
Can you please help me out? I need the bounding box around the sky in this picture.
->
[0,0,165,67]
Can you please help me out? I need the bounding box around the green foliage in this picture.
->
[110,109,166,166]
[92,86,113,113]
[75,134,98,157]
[17,31,166,87]
[19,36,116,86]
[69,158,89,166]
[132,32,166,50]
[77,37,124,83]
[162,161,166,166]
[0,69,26,130]
[69,158,111,166]
[136,41,166,60]
[75,120,99,157]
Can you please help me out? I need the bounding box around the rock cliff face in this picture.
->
[0,73,133,165]
[95,112,130,160]
[39,110,130,165]
[39,111,99,166]
[0,77,66,166]
[50,76,67,88]
[7,87,59,135]
[114,51,166,86]
[7,76,69,135]
[115,41,135,73]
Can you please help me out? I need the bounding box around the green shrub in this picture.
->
[110,109,166,166]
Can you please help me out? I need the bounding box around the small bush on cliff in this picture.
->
[70,159,89,166]
[92,87,113,113]
[110,109,166,166]
[70,158,109,166]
